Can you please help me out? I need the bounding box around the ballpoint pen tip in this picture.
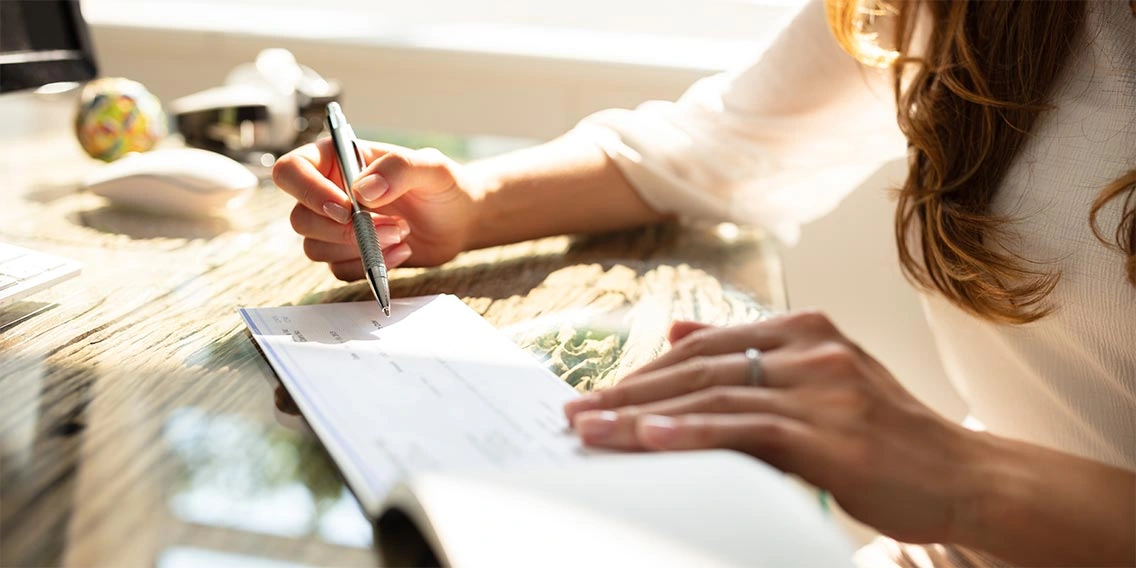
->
[383,306,391,317]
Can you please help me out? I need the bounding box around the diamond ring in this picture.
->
[744,347,765,387]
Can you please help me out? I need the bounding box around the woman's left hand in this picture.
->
[564,311,984,546]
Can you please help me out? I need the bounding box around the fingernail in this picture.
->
[374,225,402,245]
[322,202,350,224]
[564,393,603,419]
[355,174,389,205]
[639,415,678,446]
[397,220,410,239]
[576,411,618,442]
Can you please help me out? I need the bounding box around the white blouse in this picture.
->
[575,0,1136,475]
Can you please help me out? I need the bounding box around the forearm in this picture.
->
[954,431,1135,566]
[462,131,667,250]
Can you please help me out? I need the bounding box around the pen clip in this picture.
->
[350,139,367,175]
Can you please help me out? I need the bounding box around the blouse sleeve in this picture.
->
[572,0,907,244]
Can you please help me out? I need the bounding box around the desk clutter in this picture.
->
[0,242,81,308]
[74,48,339,218]
[171,48,341,164]
[81,148,259,217]
[74,77,166,162]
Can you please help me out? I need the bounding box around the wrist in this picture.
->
[458,159,505,251]
[946,429,1039,553]
[945,429,1136,565]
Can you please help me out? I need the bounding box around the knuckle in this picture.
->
[701,386,738,412]
[682,356,715,390]
[379,152,411,174]
[845,382,878,418]
[686,329,713,350]
[289,204,307,233]
[739,321,767,341]
[596,387,625,408]
[845,339,870,359]
[673,330,712,359]
[817,379,876,424]
[787,310,838,335]
[302,238,319,260]
[415,146,446,163]
[842,436,874,466]
[336,268,359,282]
[810,341,859,377]
[270,153,296,188]
[416,147,454,176]
[295,183,317,210]
[685,418,717,446]
[749,418,791,452]
[618,404,640,418]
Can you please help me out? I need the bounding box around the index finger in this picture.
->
[622,320,786,384]
[272,138,351,216]
[272,138,408,218]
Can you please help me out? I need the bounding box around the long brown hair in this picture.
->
[826,0,1136,324]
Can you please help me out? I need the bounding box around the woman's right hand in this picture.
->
[272,138,479,280]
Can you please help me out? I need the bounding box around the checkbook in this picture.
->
[240,294,851,567]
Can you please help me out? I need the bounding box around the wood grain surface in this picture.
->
[0,98,784,567]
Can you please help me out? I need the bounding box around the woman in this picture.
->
[272,0,1134,565]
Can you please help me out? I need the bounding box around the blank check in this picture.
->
[239,295,584,513]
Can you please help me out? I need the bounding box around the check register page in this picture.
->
[239,295,584,514]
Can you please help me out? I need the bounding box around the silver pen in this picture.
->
[325,102,392,316]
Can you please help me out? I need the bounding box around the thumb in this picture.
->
[352,147,456,209]
[668,320,714,344]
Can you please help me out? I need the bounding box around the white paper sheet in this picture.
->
[239,295,585,514]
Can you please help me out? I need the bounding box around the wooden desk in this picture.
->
[0,97,785,567]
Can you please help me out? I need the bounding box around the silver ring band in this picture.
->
[744,347,764,387]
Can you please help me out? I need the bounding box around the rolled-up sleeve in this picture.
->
[573,0,907,244]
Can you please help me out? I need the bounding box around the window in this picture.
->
[80,0,806,139]
[84,0,805,71]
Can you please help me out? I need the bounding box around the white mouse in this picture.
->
[83,148,258,216]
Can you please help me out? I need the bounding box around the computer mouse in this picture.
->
[83,148,258,216]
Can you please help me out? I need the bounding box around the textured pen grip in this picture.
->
[352,211,388,276]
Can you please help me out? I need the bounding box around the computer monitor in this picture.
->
[0,0,98,93]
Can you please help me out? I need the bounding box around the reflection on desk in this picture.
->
[163,407,373,548]
[0,97,784,568]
